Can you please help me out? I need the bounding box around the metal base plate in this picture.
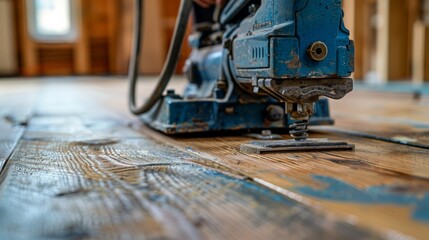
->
[240,138,355,154]
[142,96,334,134]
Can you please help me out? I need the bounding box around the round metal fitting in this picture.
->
[261,130,272,136]
[265,105,284,121]
[307,41,328,61]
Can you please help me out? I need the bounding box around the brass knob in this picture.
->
[307,41,328,61]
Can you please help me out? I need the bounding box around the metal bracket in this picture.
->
[256,78,353,103]
[240,138,355,154]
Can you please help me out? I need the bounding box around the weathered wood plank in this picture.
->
[330,90,429,146]
[57,78,429,147]
[0,120,24,171]
[142,126,429,239]
[0,123,379,239]
[2,77,428,239]
[0,79,38,172]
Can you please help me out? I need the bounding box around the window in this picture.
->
[27,0,77,42]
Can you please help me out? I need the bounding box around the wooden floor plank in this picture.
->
[330,91,429,146]
[0,120,24,171]
[0,117,379,239]
[141,125,429,239]
[0,80,39,172]
[1,77,428,239]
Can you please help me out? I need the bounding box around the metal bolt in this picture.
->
[261,130,272,136]
[307,41,328,61]
[266,105,284,121]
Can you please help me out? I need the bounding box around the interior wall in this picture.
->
[0,0,17,75]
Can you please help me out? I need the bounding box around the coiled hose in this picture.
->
[128,0,193,115]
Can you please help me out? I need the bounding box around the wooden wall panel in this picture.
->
[9,0,429,80]
[16,0,38,76]
[344,0,423,82]
[85,0,114,74]
[74,0,90,74]
[412,0,429,83]
[376,0,413,81]
[114,0,166,75]
[412,21,429,83]
[16,0,120,76]
[0,0,18,75]
[115,0,190,75]
[343,0,362,79]
[140,0,167,74]
[38,45,74,75]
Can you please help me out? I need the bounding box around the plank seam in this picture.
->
[315,128,429,150]
[0,127,25,177]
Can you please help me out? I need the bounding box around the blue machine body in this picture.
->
[143,0,354,134]
[229,0,354,79]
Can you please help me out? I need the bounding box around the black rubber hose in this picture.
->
[128,0,193,115]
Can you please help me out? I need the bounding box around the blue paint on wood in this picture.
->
[414,194,429,223]
[296,175,429,223]
[207,167,295,206]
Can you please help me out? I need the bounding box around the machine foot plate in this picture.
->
[240,138,355,154]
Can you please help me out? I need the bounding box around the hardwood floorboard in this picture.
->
[330,91,429,146]
[0,116,380,239]
[0,119,24,171]
[141,128,429,239]
[0,77,428,239]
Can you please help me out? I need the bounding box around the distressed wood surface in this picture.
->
[0,118,24,170]
[329,90,429,146]
[0,117,379,239]
[0,79,40,170]
[144,127,429,239]
[0,77,428,239]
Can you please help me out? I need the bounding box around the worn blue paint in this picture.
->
[142,96,333,134]
[414,194,429,222]
[143,0,353,134]
[297,175,429,223]
[230,0,353,79]
[207,168,295,206]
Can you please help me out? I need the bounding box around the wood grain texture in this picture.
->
[0,119,23,171]
[330,90,429,146]
[1,77,428,239]
[0,116,379,239]
[0,79,40,171]
[143,128,429,239]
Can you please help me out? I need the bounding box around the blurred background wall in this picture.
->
[0,0,190,77]
[343,0,429,83]
[0,0,17,75]
[0,0,428,84]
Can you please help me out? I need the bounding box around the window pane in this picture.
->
[34,0,71,36]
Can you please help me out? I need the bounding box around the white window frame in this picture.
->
[26,0,78,43]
